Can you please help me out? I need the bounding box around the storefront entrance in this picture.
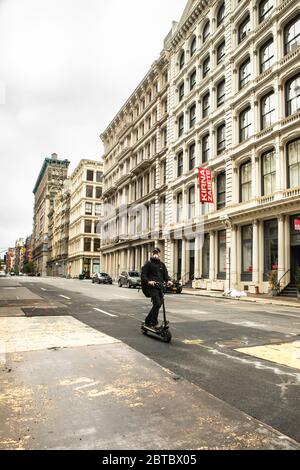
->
[290,215,300,283]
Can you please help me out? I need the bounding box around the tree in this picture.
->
[23,262,34,274]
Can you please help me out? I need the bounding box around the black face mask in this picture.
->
[151,256,160,264]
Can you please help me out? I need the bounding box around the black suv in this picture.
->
[118,271,141,288]
[92,273,113,285]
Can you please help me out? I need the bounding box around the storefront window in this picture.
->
[202,233,210,279]
[218,230,226,280]
[264,220,278,280]
[241,225,253,281]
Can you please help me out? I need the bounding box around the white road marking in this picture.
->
[41,288,47,291]
[93,308,118,318]
[59,295,71,300]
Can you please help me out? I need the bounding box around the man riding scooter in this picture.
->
[141,248,173,329]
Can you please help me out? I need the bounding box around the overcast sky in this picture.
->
[0,0,186,251]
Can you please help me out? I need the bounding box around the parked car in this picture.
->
[166,279,183,294]
[0,271,6,278]
[92,272,113,285]
[118,271,141,288]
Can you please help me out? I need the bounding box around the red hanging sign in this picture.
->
[198,168,214,204]
[295,219,300,231]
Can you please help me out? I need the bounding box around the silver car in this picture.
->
[0,271,6,278]
[118,271,141,289]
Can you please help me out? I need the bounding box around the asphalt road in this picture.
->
[15,277,300,443]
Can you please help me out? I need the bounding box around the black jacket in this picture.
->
[141,258,170,286]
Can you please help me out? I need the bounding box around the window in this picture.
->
[264,219,278,279]
[202,134,210,163]
[239,106,251,142]
[238,15,250,44]
[86,170,94,181]
[177,151,184,177]
[217,172,226,210]
[190,70,196,91]
[239,57,251,89]
[179,82,184,102]
[177,193,183,222]
[217,124,226,154]
[262,150,276,195]
[286,75,300,116]
[240,161,252,202]
[95,204,102,216]
[84,220,92,233]
[217,3,225,27]
[203,21,210,43]
[217,80,225,107]
[85,202,92,215]
[96,171,103,183]
[218,230,226,280]
[84,238,91,252]
[259,0,273,23]
[203,56,210,78]
[261,91,275,129]
[288,138,300,188]
[217,41,225,64]
[94,239,101,253]
[241,225,253,281]
[190,37,197,57]
[86,185,93,198]
[188,187,195,219]
[202,234,210,278]
[284,15,300,55]
[260,38,275,73]
[179,50,185,70]
[96,187,102,199]
[189,143,196,171]
[202,92,210,118]
[178,114,184,137]
[189,104,196,128]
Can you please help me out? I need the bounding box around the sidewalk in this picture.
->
[182,288,300,308]
[0,278,299,450]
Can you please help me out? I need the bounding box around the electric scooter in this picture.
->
[141,282,172,343]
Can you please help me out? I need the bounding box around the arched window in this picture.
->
[259,0,274,23]
[239,106,252,142]
[202,134,210,163]
[240,161,252,202]
[188,186,195,219]
[261,91,275,129]
[190,69,196,91]
[217,79,225,107]
[260,38,275,73]
[177,151,184,177]
[179,50,185,70]
[286,75,300,116]
[217,172,226,209]
[190,36,197,57]
[202,92,210,118]
[203,21,210,43]
[284,14,300,54]
[287,138,300,188]
[189,143,196,171]
[238,14,250,44]
[177,192,183,222]
[262,149,276,195]
[239,57,251,89]
[217,123,226,154]
[217,3,225,27]
[202,55,210,78]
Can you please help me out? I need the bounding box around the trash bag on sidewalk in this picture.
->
[223,289,248,298]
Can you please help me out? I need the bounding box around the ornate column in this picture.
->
[253,220,259,285]
[278,215,285,282]
[231,225,237,288]
[209,231,216,281]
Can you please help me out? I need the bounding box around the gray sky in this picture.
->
[0,0,186,251]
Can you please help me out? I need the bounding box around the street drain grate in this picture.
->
[22,308,69,317]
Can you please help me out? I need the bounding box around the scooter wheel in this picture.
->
[163,330,172,343]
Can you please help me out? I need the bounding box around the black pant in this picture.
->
[145,289,164,326]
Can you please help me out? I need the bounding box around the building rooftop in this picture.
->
[33,154,70,194]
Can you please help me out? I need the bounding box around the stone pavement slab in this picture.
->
[0,341,299,450]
